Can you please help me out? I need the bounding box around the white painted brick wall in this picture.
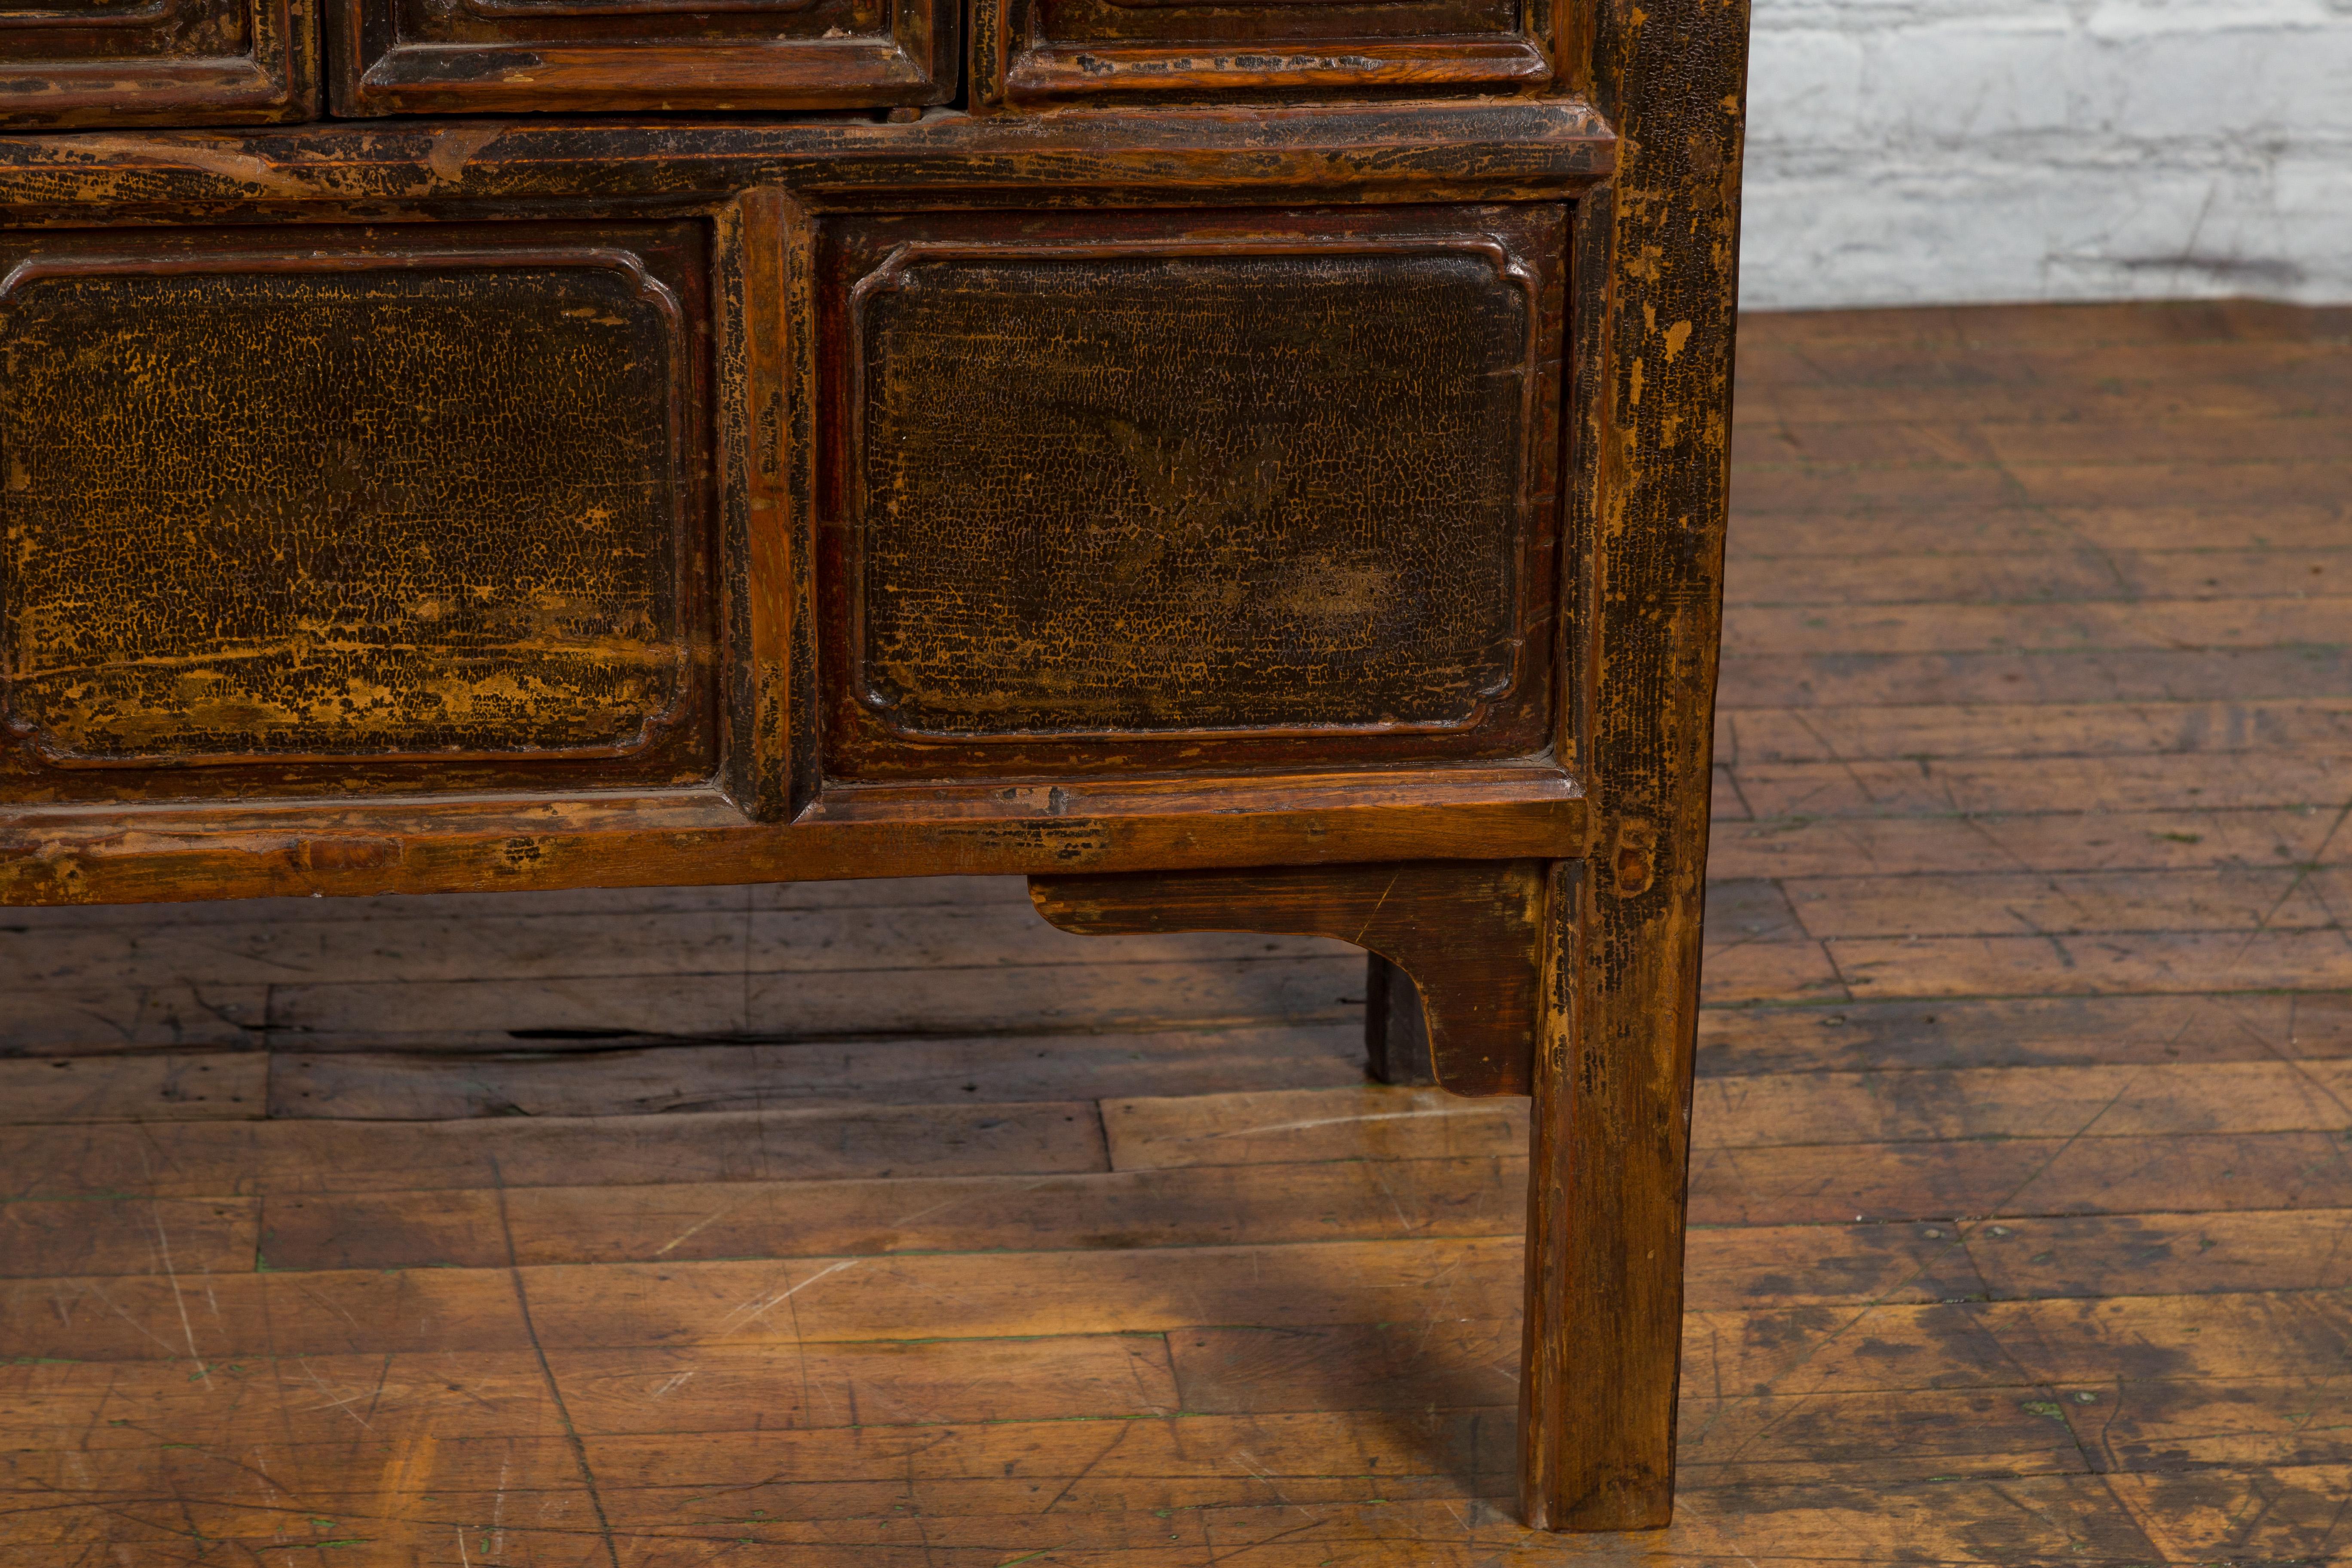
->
[1740,0,2352,308]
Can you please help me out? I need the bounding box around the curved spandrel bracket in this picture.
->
[1028,858,1542,1098]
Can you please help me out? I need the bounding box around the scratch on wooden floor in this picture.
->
[79,1281,182,1358]
[291,1279,365,1336]
[146,1202,209,1387]
[2232,790,2352,978]
[492,1455,508,1561]
[717,1258,860,1335]
[1040,1419,1133,1513]
[1365,1161,1420,1235]
[295,1357,374,1430]
[491,1158,619,1568]
[653,1197,752,1257]
[1199,1104,1476,1142]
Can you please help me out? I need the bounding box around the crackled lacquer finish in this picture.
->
[829,205,1565,778]
[0,0,314,127]
[0,228,704,796]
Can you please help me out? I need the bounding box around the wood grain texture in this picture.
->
[1519,0,1752,1530]
[0,1051,260,1122]
[0,769,1586,907]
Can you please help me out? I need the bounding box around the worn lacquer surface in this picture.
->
[1521,0,1752,1533]
[0,223,715,804]
[0,104,1617,226]
[0,0,313,128]
[861,252,1523,735]
[823,203,1566,781]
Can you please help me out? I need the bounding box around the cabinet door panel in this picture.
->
[0,224,715,806]
[0,0,313,126]
[332,0,951,113]
[820,205,1566,782]
[975,0,1550,106]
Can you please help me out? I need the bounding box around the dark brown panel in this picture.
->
[974,0,1550,107]
[0,223,716,806]
[331,0,951,114]
[819,204,1566,781]
[0,0,313,126]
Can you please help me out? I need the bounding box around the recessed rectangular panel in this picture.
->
[821,206,1565,781]
[860,247,1528,735]
[0,0,313,126]
[0,224,715,805]
[333,0,951,113]
[977,0,1549,106]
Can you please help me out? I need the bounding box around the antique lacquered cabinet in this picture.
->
[0,0,1749,1530]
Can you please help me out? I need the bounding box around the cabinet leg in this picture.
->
[1519,858,1696,1531]
[1363,953,1436,1086]
[1029,856,1697,1530]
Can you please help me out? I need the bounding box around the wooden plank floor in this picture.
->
[4,298,2349,1565]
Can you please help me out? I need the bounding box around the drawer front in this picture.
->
[975,0,1552,106]
[0,222,716,805]
[333,0,952,113]
[819,205,1566,782]
[0,0,313,126]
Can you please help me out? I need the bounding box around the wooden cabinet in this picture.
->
[0,0,1750,1532]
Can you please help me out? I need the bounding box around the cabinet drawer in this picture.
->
[818,205,1566,783]
[975,0,1553,106]
[0,222,717,807]
[0,0,313,126]
[332,0,952,113]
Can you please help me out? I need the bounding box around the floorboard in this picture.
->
[3,300,2347,1563]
